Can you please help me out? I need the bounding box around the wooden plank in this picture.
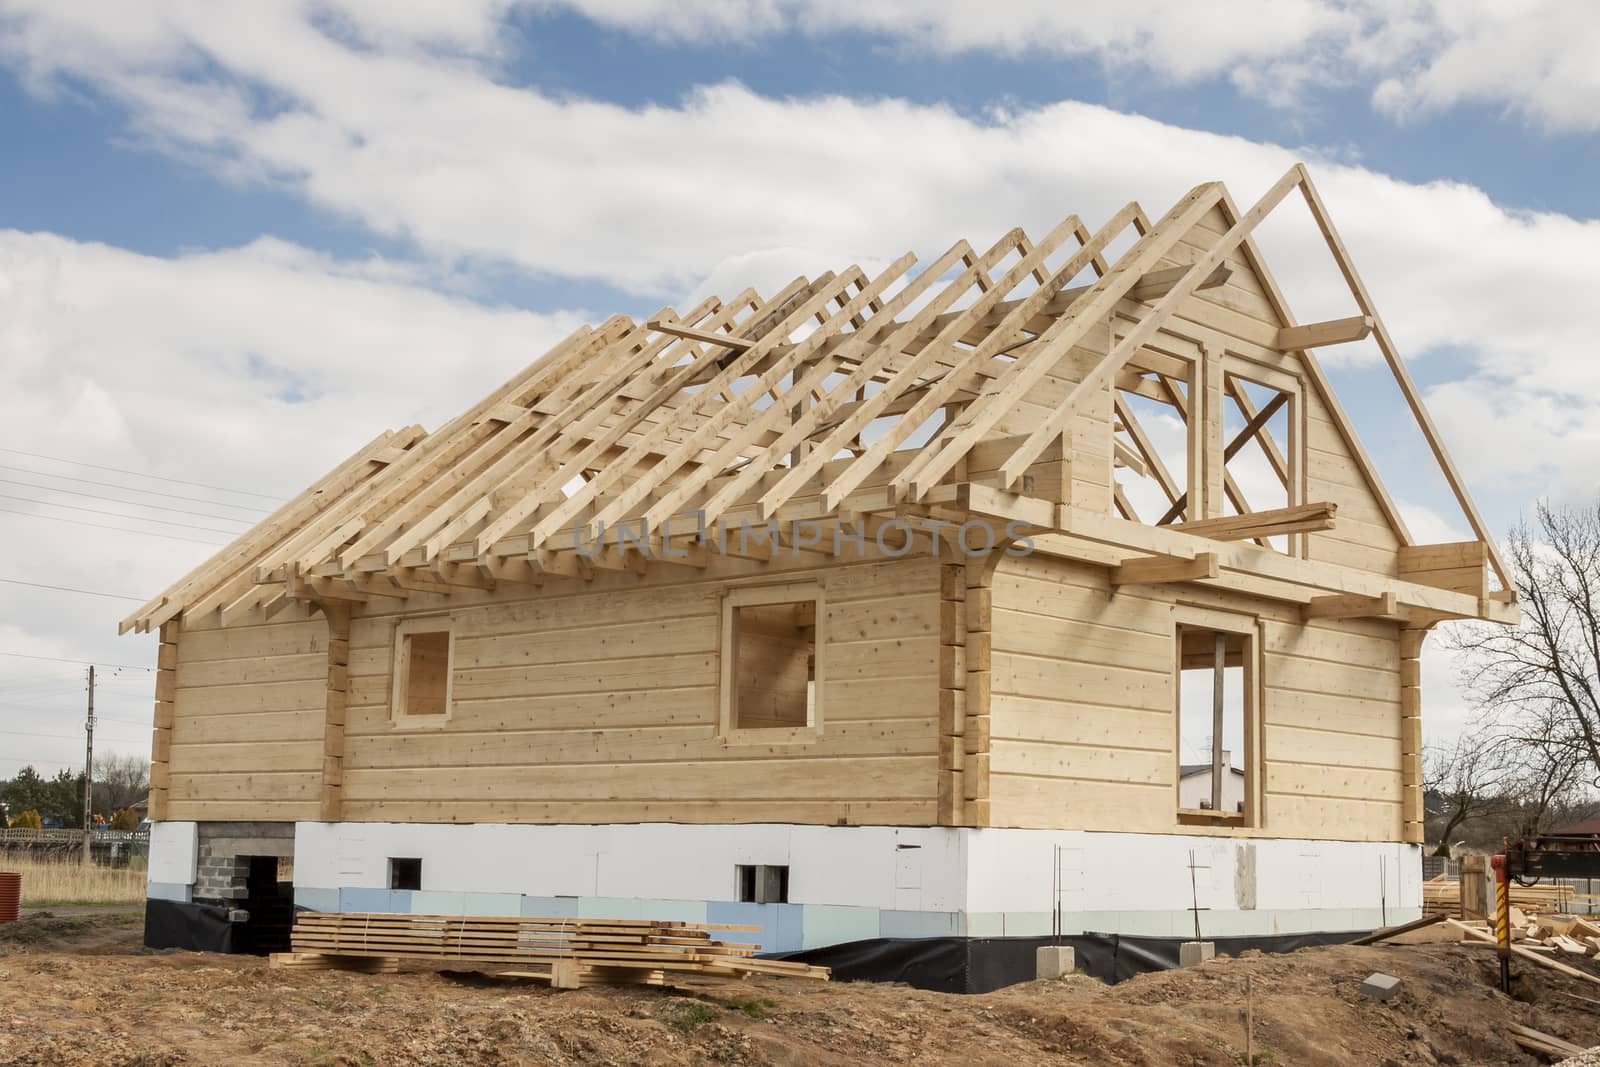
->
[1276,315,1373,350]
[1175,502,1336,541]
[1302,592,1401,621]
[1111,552,1219,586]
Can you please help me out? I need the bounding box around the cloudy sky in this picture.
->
[1,1,1596,777]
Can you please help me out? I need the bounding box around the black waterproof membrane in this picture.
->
[143,898,237,954]
[775,930,1365,993]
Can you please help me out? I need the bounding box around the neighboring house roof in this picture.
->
[1550,817,1600,836]
[1178,764,1246,779]
[117,164,1515,637]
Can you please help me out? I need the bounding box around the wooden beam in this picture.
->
[1127,262,1232,302]
[647,319,755,351]
[1276,315,1373,350]
[1111,552,1219,586]
[1176,501,1337,541]
[1302,591,1400,621]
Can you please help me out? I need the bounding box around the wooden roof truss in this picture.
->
[121,165,1516,636]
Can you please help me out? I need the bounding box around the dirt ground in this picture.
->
[3,911,1600,1065]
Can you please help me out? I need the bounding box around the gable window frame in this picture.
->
[1216,355,1305,557]
[1172,604,1263,829]
[719,582,825,746]
[390,615,456,728]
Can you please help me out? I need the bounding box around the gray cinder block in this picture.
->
[1036,945,1075,979]
[1179,941,1215,967]
[1361,972,1402,1001]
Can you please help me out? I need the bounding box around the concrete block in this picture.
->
[1035,945,1075,979]
[1361,972,1403,1002]
[1179,941,1215,967]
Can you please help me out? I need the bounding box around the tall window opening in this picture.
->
[391,619,454,724]
[1176,624,1255,824]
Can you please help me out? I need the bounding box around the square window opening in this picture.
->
[389,857,422,891]
[735,864,789,904]
[1177,627,1252,823]
[731,600,816,730]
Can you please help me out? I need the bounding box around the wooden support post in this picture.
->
[1400,627,1427,844]
[962,556,1000,827]
[1201,344,1225,520]
[1460,853,1488,921]
[148,619,178,821]
[320,603,352,822]
[937,563,966,827]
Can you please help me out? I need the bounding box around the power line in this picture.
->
[0,506,228,547]
[0,474,259,522]
[0,446,284,502]
[0,753,79,767]
[0,492,248,536]
[0,577,145,602]
[0,651,154,671]
[0,726,145,741]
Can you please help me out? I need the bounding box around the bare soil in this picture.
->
[2,911,1599,1065]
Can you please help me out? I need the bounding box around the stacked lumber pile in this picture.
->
[1422,874,1573,918]
[1450,911,1600,957]
[275,912,829,989]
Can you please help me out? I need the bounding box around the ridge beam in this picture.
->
[1302,591,1401,621]
[1277,315,1374,350]
[1111,552,1220,587]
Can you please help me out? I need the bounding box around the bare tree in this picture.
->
[94,752,150,813]
[1491,703,1592,839]
[1424,733,1511,856]
[1452,503,1600,787]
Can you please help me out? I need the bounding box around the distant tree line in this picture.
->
[0,753,149,828]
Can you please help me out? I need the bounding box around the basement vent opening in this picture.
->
[735,864,789,904]
[389,857,422,891]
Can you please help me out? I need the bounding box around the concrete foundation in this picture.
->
[1035,945,1075,979]
[1179,941,1215,967]
[147,821,1423,955]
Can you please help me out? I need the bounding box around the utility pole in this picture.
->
[82,664,94,867]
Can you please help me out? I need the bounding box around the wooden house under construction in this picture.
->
[127,165,1515,964]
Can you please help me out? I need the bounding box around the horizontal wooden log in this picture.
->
[1111,552,1219,586]
[1277,315,1374,350]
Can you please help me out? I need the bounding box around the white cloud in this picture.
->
[524,1,1600,131]
[0,229,583,770]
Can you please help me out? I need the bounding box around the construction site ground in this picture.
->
[3,908,1600,1065]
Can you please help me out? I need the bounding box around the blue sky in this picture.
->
[0,1,1598,770]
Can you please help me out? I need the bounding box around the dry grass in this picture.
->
[0,854,146,906]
